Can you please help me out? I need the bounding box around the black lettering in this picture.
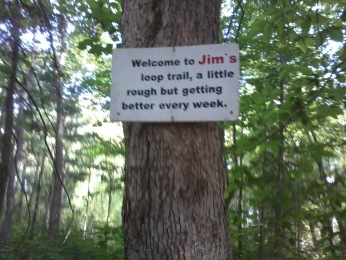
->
[122,102,154,110]
[192,99,226,108]
[132,59,180,67]
[161,87,178,95]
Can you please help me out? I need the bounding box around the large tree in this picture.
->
[121,0,231,259]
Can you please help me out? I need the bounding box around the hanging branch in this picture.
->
[224,0,244,43]
[235,0,244,43]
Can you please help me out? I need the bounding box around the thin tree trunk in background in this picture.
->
[48,102,65,238]
[48,14,67,239]
[29,155,46,240]
[82,170,92,238]
[28,157,42,215]
[336,219,346,249]
[258,205,265,259]
[273,60,286,259]
[326,218,336,257]
[232,124,243,258]
[0,161,15,243]
[104,184,113,248]
[310,131,336,257]
[0,0,20,221]
[237,174,243,258]
[106,188,112,227]
[295,183,302,255]
[121,1,230,259]
[257,131,269,259]
[0,0,20,246]
[44,186,52,230]
[15,30,37,216]
[309,222,317,249]
[16,162,27,215]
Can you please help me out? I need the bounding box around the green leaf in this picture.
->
[316,29,328,47]
[263,25,272,43]
[0,64,12,75]
[279,67,291,80]
[310,147,336,160]
[104,43,113,55]
[235,137,253,154]
[303,36,315,47]
[77,38,95,50]
[341,9,346,22]
[298,38,308,53]
[90,44,103,55]
[250,20,266,37]
[328,27,343,42]
[301,17,312,35]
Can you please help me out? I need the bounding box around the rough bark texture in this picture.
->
[121,0,230,259]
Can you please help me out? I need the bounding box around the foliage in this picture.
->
[0,0,124,256]
[223,0,346,258]
[1,226,124,259]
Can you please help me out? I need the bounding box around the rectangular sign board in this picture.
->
[110,44,239,122]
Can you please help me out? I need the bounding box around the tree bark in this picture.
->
[0,0,21,245]
[121,2,230,258]
[0,159,15,243]
[48,13,67,239]
[29,155,46,240]
[0,0,20,220]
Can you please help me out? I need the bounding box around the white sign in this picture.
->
[110,44,239,122]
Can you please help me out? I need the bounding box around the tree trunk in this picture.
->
[336,219,346,249]
[82,170,92,238]
[230,124,243,258]
[48,105,65,239]
[325,218,336,257]
[121,2,230,258]
[0,0,20,219]
[29,155,46,240]
[309,130,345,253]
[16,28,38,217]
[295,183,302,255]
[48,14,67,239]
[258,205,265,259]
[273,59,286,259]
[106,187,112,227]
[0,160,15,243]
[308,222,317,249]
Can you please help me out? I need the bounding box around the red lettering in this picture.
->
[229,55,237,63]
